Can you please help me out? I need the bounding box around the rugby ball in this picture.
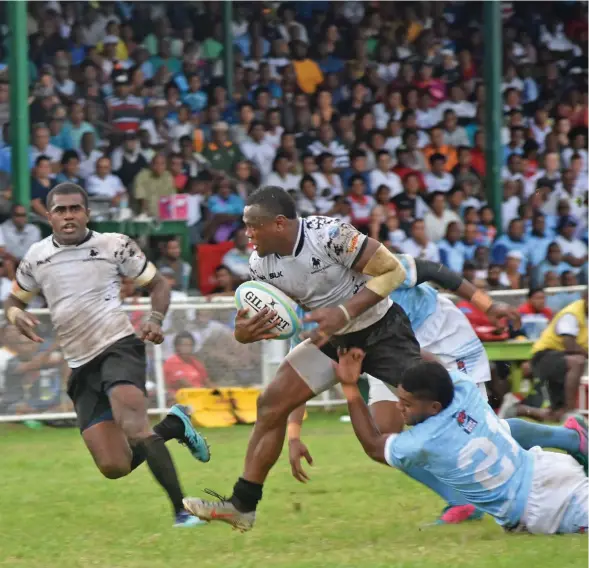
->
[235,281,301,340]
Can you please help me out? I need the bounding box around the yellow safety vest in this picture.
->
[531,299,588,355]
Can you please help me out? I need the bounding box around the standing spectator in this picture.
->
[134,153,176,217]
[401,219,440,262]
[1,205,41,264]
[221,228,252,283]
[157,238,191,292]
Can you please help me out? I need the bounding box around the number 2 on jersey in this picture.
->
[457,411,520,490]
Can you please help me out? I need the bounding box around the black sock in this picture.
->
[154,414,185,441]
[130,445,147,471]
[231,477,263,513]
[134,434,185,515]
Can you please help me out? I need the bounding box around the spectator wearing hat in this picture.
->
[111,130,148,190]
[555,215,588,273]
[401,218,440,263]
[501,250,528,290]
[106,70,144,133]
[202,122,244,175]
[491,217,530,275]
[240,120,276,182]
[134,153,176,217]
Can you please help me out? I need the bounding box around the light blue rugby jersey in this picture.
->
[291,254,438,348]
[384,372,534,528]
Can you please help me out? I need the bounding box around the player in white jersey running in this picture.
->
[5,183,210,528]
[334,348,588,534]
[184,185,424,531]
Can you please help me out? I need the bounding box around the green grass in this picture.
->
[1,414,587,568]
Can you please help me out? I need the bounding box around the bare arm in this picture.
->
[562,335,588,357]
[4,289,43,343]
[143,270,171,319]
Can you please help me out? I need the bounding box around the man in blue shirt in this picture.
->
[491,218,530,274]
[335,351,588,534]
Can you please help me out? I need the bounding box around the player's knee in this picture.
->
[97,460,131,479]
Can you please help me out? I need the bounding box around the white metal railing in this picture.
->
[0,284,586,423]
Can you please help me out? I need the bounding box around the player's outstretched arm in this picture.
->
[287,404,314,483]
[412,258,521,328]
[335,348,388,464]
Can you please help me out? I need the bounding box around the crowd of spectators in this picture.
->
[0,1,585,301]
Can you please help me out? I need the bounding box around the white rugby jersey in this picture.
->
[16,231,150,368]
[249,216,392,334]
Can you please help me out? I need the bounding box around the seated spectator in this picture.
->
[369,185,397,240]
[486,263,509,291]
[461,222,479,260]
[221,228,251,283]
[78,131,103,181]
[369,150,403,198]
[329,195,353,224]
[422,126,458,172]
[111,131,149,189]
[451,146,482,191]
[341,149,371,194]
[30,155,55,218]
[402,129,428,172]
[314,152,344,198]
[307,122,350,170]
[62,102,97,151]
[424,153,455,193]
[423,191,461,243]
[264,152,299,191]
[169,152,188,191]
[296,174,330,217]
[347,174,375,231]
[206,177,245,243]
[477,205,497,246]
[535,242,573,287]
[1,204,41,264]
[157,238,191,292]
[30,124,63,173]
[202,122,244,175]
[55,150,84,188]
[141,99,172,149]
[210,264,238,296]
[163,332,211,394]
[501,250,528,289]
[292,40,323,95]
[526,212,554,270]
[438,221,466,273]
[401,219,440,262]
[241,120,276,181]
[555,215,588,274]
[392,172,428,222]
[491,218,530,274]
[134,153,176,217]
[86,156,127,207]
[473,245,490,281]
[518,287,553,329]
[462,260,477,285]
[442,109,470,148]
[382,213,407,252]
[392,146,426,190]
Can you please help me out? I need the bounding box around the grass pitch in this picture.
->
[1,413,587,568]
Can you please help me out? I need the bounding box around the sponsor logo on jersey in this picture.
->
[310,256,326,274]
[453,409,478,434]
[457,359,467,373]
[269,271,283,279]
[347,233,360,253]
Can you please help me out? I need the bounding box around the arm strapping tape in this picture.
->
[413,259,463,291]
[134,262,157,287]
[362,245,407,298]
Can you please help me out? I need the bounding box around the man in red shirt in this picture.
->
[518,288,554,321]
[164,332,212,394]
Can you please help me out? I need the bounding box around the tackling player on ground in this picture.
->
[5,183,210,528]
[335,348,588,534]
